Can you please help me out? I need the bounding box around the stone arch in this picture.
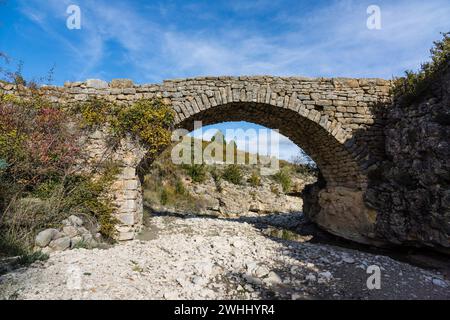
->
[176,101,365,189]
[0,77,392,244]
[102,76,392,244]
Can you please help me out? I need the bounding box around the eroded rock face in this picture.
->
[312,187,378,244]
[150,169,312,218]
[302,180,381,245]
[365,64,450,251]
[302,64,450,251]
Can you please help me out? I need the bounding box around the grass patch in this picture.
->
[183,164,208,183]
[0,233,48,275]
[222,164,243,185]
[272,167,292,193]
[248,170,262,187]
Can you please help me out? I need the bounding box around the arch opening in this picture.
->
[176,102,366,190]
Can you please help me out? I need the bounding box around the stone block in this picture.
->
[110,79,134,88]
[86,79,108,89]
[118,214,135,226]
[49,237,71,251]
[35,229,59,247]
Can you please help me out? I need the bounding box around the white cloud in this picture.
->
[17,0,450,81]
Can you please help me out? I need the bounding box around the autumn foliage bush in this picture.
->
[0,95,174,256]
[0,93,120,250]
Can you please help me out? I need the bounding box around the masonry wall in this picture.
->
[365,64,450,252]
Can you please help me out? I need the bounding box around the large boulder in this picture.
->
[35,229,59,248]
[48,237,71,251]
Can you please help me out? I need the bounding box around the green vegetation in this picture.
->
[272,167,292,193]
[0,91,123,255]
[160,188,169,205]
[270,184,280,196]
[76,98,175,160]
[392,32,450,105]
[222,164,243,185]
[0,61,175,256]
[0,243,48,275]
[248,171,262,187]
[266,227,304,242]
[142,147,207,213]
[210,166,223,192]
[183,164,208,183]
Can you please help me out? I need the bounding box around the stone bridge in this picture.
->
[1,76,393,245]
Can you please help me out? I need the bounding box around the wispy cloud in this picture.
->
[16,0,450,82]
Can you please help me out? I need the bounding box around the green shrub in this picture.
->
[60,163,121,240]
[392,32,450,104]
[0,232,29,258]
[76,98,175,160]
[174,179,186,195]
[160,188,169,205]
[222,164,243,185]
[210,166,223,192]
[273,167,292,193]
[114,99,175,158]
[248,171,262,187]
[0,65,157,252]
[270,185,280,196]
[0,232,48,275]
[183,164,207,183]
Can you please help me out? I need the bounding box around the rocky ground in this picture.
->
[0,212,449,300]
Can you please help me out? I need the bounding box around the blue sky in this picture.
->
[1,0,449,161]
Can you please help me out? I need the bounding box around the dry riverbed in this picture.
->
[0,214,449,300]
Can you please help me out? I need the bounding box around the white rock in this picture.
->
[49,237,71,251]
[318,271,333,284]
[243,273,263,286]
[432,278,448,288]
[245,261,258,273]
[291,293,301,300]
[192,276,208,286]
[194,261,213,276]
[70,236,83,248]
[40,246,54,255]
[265,271,282,285]
[76,226,89,234]
[342,257,355,264]
[86,79,108,89]
[35,229,59,247]
[62,226,79,238]
[305,273,316,282]
[163,291,178,300]
[254,266,270,278]
[68,215,83,227]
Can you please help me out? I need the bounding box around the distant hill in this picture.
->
[142,138,318,217]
